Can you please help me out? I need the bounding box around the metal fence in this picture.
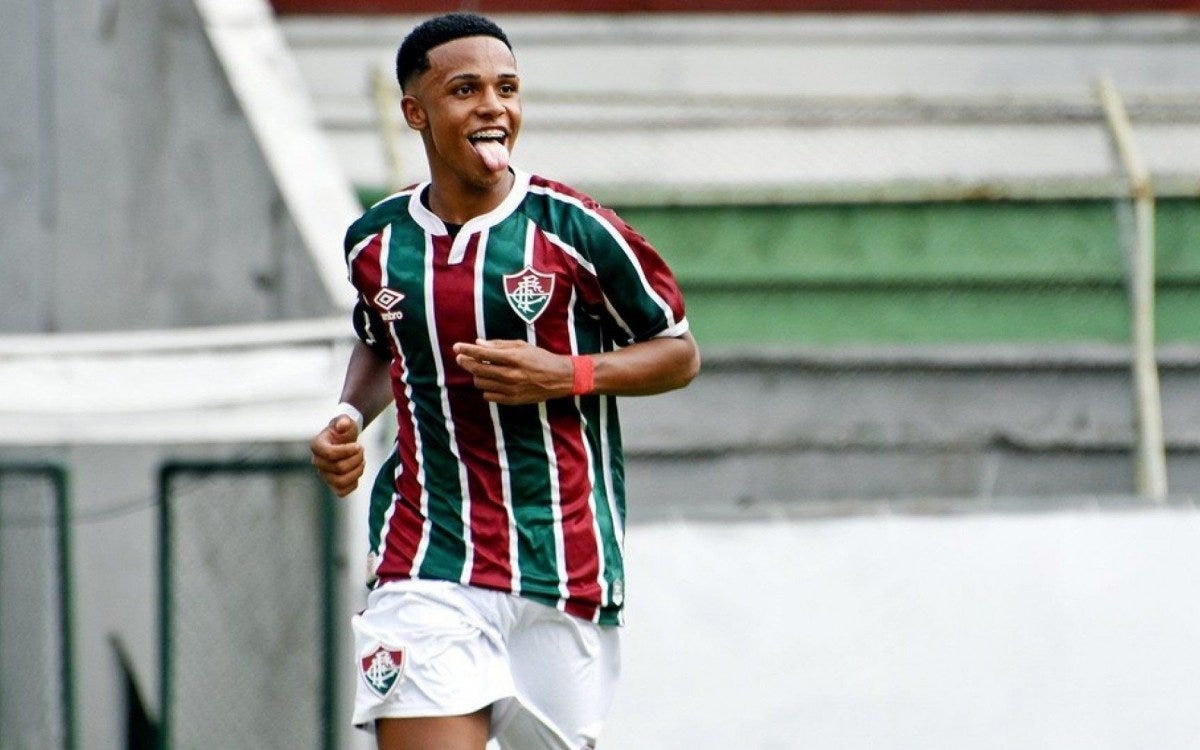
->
[0,464,76,750]
[157,460,338,750]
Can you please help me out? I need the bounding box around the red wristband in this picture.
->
[571,355,595,396]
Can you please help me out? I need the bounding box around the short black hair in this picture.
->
[395,13,512,93]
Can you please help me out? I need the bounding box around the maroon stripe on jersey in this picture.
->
[431,234,513,590]
[349,232,383,292]
[531,229,603,612]
[378,352,425,579]
[564,598,599,622]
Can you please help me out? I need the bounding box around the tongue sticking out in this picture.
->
[472,139,510,172]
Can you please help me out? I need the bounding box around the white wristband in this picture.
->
[333,402,364,433]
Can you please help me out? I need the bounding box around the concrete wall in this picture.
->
[0,0,332,334]
[608,507,1200,749]
[7,338,1200,747]
[620,345,1200,516]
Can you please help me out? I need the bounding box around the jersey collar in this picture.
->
[408,168,531,263]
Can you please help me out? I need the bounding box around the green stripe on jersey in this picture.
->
[495,403,562,600]
[368,451,398,554]
[482,215,567,600]
[384,227,469,583]
[570,315,624,608]
[345,192,412,250]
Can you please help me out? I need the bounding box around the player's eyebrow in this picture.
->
[445,71,519,84]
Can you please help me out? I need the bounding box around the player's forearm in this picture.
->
[592,332,699,396]
[338,341,395,427]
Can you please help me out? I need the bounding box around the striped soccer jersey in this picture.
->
[345,169,688,625]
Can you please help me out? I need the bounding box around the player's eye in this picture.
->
[454,84,474,96]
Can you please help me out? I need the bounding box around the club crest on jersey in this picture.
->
[360,644,405,699]
[373,288,405,321]
[503,267,555,324]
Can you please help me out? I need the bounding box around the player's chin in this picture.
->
[462,171,509,194]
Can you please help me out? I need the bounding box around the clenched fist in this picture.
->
[310,415,365,497]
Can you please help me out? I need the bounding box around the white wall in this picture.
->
[609,507,1200,749]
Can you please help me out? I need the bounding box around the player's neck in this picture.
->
[426,170,515,226]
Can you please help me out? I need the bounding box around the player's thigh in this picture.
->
[376,708,491,750]
[352,581,513,728]
[498,605,621,748]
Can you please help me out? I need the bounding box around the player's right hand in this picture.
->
[310,415,364,497]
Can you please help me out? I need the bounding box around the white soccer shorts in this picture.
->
[351,579,621,749]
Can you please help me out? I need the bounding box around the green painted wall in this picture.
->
[621,199,1200,345]
[357,187,1200,345]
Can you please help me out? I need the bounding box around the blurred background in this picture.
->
[4,0,1200,748]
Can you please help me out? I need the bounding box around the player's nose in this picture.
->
[476,86,505,116]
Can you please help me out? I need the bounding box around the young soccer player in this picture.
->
[310,13,699,749]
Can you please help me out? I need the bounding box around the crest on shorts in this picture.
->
[360,644,405,699]
[503,266,555,324]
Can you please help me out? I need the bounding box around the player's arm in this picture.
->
[452,332,699,406]
[310,341,394,496]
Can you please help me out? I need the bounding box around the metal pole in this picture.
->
[1097,74,1168,501]
[372,65,406,192]
[0,464,77,750]
[52,466,77,750]
[157,466,174,750]
[320,484,338,750]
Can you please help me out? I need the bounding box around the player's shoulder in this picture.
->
[524,174,628,240]
[344,184,421,250]
[526,175,602,210]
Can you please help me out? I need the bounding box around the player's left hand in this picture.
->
[453,339,574,405]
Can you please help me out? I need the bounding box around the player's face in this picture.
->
[403,35,522,192]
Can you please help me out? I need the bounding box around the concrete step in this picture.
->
[618,344,1200,512]
[278,13,1200,198]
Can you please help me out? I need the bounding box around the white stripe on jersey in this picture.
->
[527,183,680,331]
[491,402,521,594]
[407,230,437,577]
[540,229,597,276]
[373,226,415,574]
[656,319,691,338]
[358,305,380,351]
[599,396,623,551]
[539,230,636,343]
[524,220,571,605]
[371,438,400,577]
[368,186,418,210]
[567,285,608,622]
[476,227,522,593]
[419,231,476,585]
[347,233,377,278]
[369,444,403,578]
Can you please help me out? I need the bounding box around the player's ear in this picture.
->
[401,95,426,131]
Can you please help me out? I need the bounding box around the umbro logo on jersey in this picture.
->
[373,288,405,321]
[360,644,405,699]
[503,267,555,324]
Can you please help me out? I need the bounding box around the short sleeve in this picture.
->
[582,207,688,345]
[352,296,392,360]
